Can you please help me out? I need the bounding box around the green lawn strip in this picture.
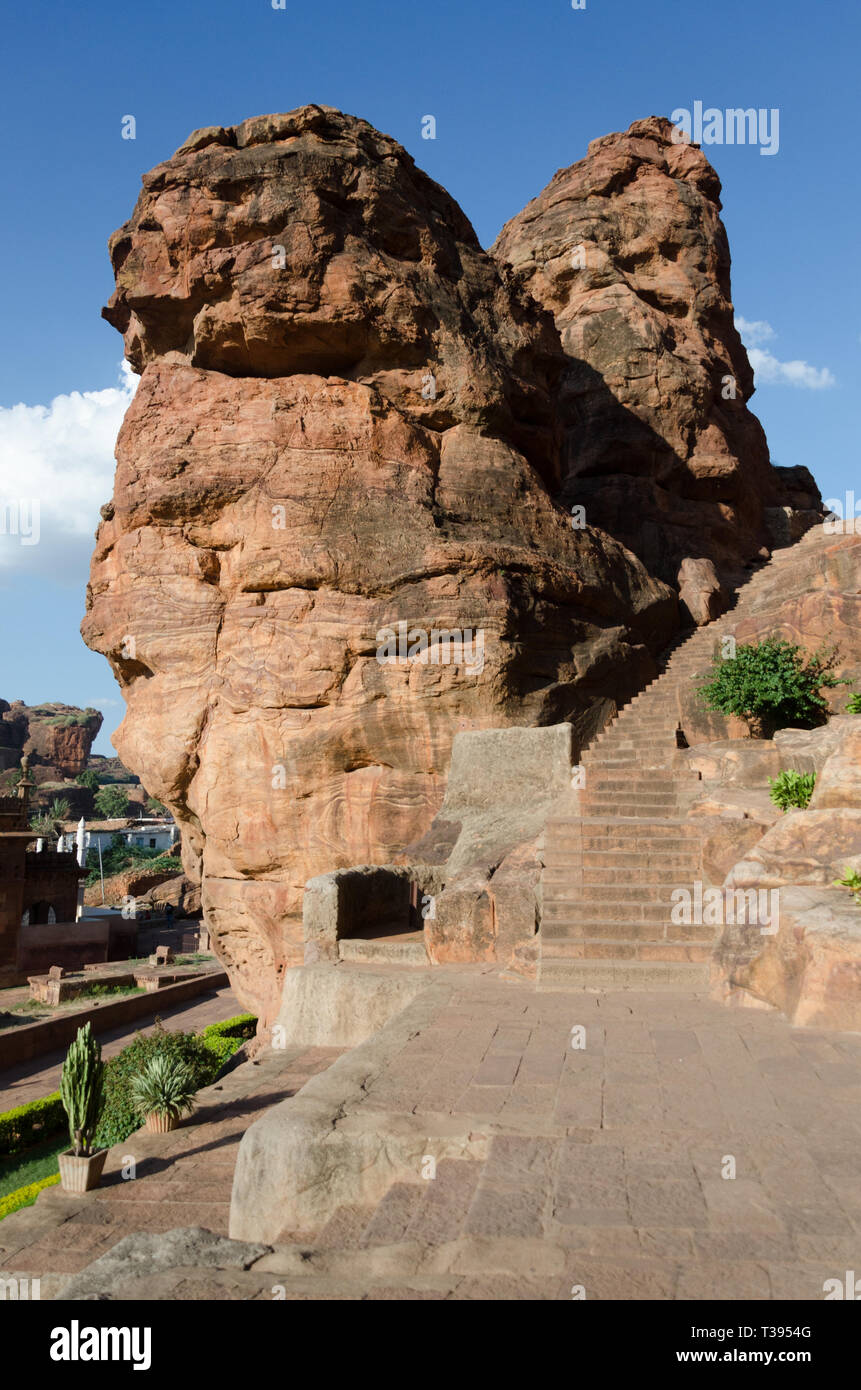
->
[0,1172,61,1221]
[0,1134,67,1199]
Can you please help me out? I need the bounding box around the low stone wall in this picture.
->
[15,917,136,979]
[0,969,228,1068]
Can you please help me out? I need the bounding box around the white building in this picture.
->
[58,817,178,856]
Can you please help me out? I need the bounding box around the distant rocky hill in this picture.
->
[0,701,103,780]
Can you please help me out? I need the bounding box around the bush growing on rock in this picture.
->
[768,769,816,812]
[834,868,861,904]
[846,693,861,713]
[699,639,847,738]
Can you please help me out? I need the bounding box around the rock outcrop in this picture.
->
[0,701,103,779]
[492,117,821,621]
[85,106,684,1023]
[712,718,861,1028]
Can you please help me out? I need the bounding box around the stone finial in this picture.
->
[16,753,35,805]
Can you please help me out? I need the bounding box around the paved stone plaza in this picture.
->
[3,966,859,1300]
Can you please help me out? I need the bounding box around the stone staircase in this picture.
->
[539,546,801,990]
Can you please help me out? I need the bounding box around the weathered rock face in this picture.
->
[733,530,861,697]
[101,106,563,484]
[492,117,821,620]
[85,106,683,1023]
[0,701,103,779]
[712,718,861,1028]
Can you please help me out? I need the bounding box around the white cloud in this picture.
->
[736,316,835,390]
[736,316,776,347]
[0,362,136,582]
[747,347,836,391]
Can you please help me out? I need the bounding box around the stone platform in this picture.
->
[8,964,859,1301]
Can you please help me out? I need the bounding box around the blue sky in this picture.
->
[1,0,857,754]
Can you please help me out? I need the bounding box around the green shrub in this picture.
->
[0,1172,60,1222]
[847,693,861,714]
[698,640,848,738]
[75,770,100,789]
[0,1093,65,1157]
[198,1036,234,1070]
[94,786,129,819]
[834,868,861,904]
[131,1055,197,1121]
[94,1022,215,1148]
[768,770,816,812]
[200,1013,257,1042]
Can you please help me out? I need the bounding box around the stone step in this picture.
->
[540,939,713,962]
[541,917,715,941]
[543,866,702,884]
[543,853,701,875]
[537,958,710,990]
[338,937,428,966]
[582,774,679,791]
[551,881,678,904]
[543,899,685,924]
[582,787,679,801]
[580,803,681,818]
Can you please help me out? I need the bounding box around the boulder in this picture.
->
[809,721,861,808]
[0,702,103,779]
[680,739,781,788]
[84,109,683,1022]
[407,725,575,970]
[774,718,854,777]
[713,885,861,1031]
[724,809,861,890]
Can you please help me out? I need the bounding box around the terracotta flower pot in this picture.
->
[58,1147,108,1194]
[144,1111,179,1133]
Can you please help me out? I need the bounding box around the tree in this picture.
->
[698,639,848,739]
[94,786,129,820]
[75,769,100,790]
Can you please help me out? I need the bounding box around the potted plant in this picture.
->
[131,1054,197,1133]
[58,1022,107,1192]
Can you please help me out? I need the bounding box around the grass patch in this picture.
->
[0,1172,61,1221]
[0,1134,67,1199]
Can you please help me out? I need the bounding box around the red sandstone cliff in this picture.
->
[83,107,817,1021]
[492,117,821,622]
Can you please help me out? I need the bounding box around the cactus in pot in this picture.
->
[58,1023,107,1191]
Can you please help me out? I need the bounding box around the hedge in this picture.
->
[95,1013,257,1149]
[0,1012,258,1159]
[200,1014,257,1043]
[0,1172,60,1221]
[0,1093,66,1158]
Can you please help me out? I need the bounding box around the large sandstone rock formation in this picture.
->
[84,107,825,1022]
[0,701,103,780]
[492,117,821,622]
[85,106,685,1022]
